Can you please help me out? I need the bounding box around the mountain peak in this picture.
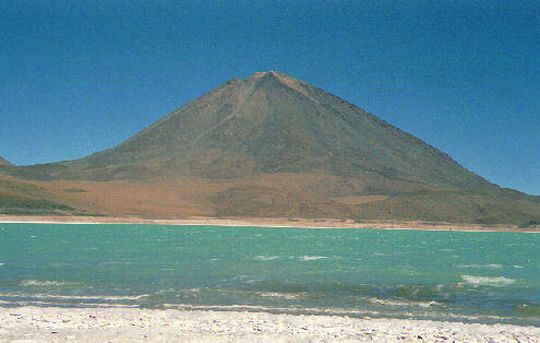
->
[248,70,280,77]
[245,71,310,97]
[246,71,294,81]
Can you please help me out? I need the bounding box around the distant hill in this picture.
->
[0,156,12,166]
[2,72,539,225]
[0,175,84,216]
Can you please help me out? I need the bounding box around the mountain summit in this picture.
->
[3,72,539,224]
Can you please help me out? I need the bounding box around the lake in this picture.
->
[0,223,538,326]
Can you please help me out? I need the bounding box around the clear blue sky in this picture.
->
[1,1,538,194]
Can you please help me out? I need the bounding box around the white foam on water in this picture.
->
[0,292,149,301]
[364,297,442,308]
[299,256,328,261]
[4,300,138,308]
[461,275,516,286]
[229,275,265,284]
[0,298,510,323]
[99,261,133,266]
[160,303,508,323]
[513,265,524,269]
[257,292,303,300]
[457,264,503,269]
[179,288,201,294]
[19,279,80,287]
[162,303,385,318]
[0,263,4,267]
[253,255,279,261]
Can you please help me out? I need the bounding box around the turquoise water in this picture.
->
[0,223,539,325]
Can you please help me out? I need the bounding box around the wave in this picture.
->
[98,261,133,266]
[299,256,328,261]
[0,263,4,267]
[461,275,516,286]
[20,279,81,287]
[0,297,512,324]
[160,303,510,324]
[162,303,384,318]
[0,292,149,301]
[0,299,138,308]
[228,275,265,284]
[364,297,442,308]
[257,292,303,300]
[515,303,540,317]
[457,264,503,269]
[178,288,201,294]
[253,255,280,261]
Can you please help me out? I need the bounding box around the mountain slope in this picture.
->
[0,175,83,215]
[0,156,12,166]
[3,72,539,224]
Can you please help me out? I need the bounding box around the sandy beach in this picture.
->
[1,215,538,232]
[0,306,538,342]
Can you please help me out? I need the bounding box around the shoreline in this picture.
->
[1,306,538,342]
[0,215,538,232]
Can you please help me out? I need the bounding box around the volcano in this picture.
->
[2,72,539,224]
[9,72,491,186]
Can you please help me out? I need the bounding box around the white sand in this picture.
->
[0,307,538,342]
[3,215,539,232]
